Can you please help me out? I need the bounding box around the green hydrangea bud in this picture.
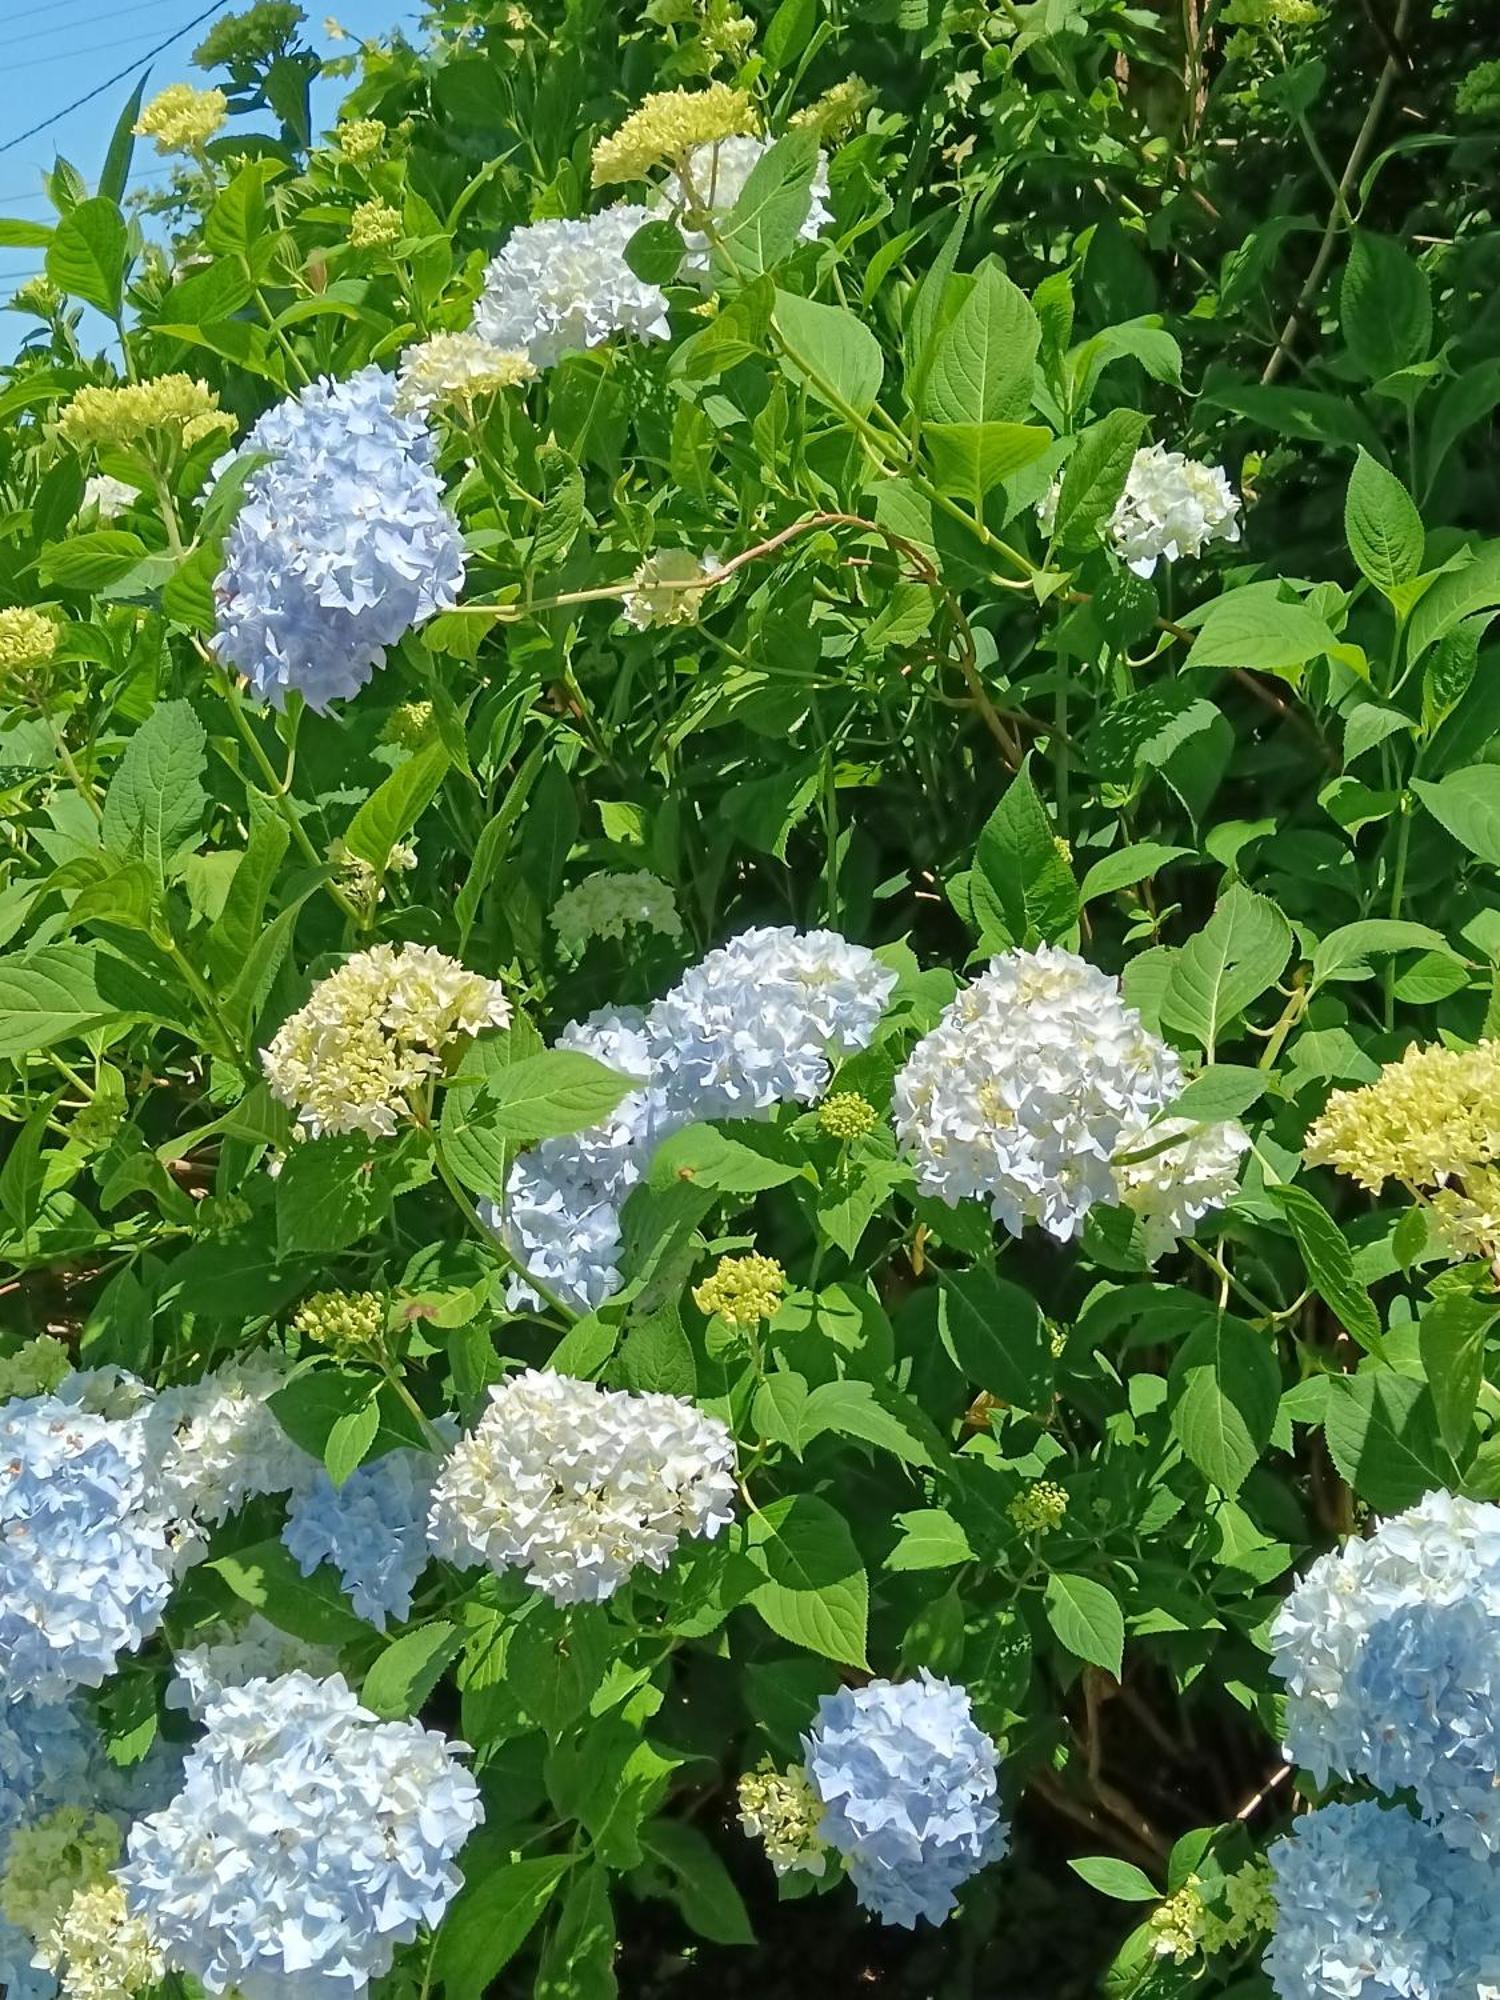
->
[0,1336,72,1402]
[1008,1478,1068,1536]
[693,1253,786,1327]
[292,1289,386,1356]
[817,1091,878,1141]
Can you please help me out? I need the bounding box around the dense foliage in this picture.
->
[2,0,1500,1994]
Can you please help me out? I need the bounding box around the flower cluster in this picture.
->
[551,869,682,954]
[1,1807,120,1944]
[212,367,465,710]
[348,198,403,249]
[427,1369,736,1603]
[283,1449,437,1629]
[490,930,894,1309]
[58,377,233,453]
[121,1673,483,2000]
[0,609,59,675]
[133,84,228,153]
[663,135,832,278]
[1270,1491,1500,1858]
[790,76,873,137]
[394,331,535,413]
[1265,1800,1500,1999]
[1008,1479,1068,1536]
[471,208,672,370]
[292,1290,386,1358]
[621,549,721,628]
[261,942,509,1140]
[591,84,757,186]
[1039,445,1240,576]
[0,1336,71,1401]
[147,1351,306,1537]
[736,1764,828,1879]
[0,1702,104,2000]
[0,1395,176,1700]
[802,1673,1006,1928]
[693,1252,787,1326]
[818,1091,879,1141]
[335,118,385,159]
[39,1876,161,2000]
[80,476,136,522]
[894,945,1242,1247]
[166,1614,340,1718]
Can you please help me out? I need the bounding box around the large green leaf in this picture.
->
[1272,1185,1383,1355]
[918,263,1039,428]
[773,291,885,416]
[342,740,449,871]
[746,1493,869,1667]
[1169,1308,1280,1493]
[46,197,128,316]
[0,945,158,1059]
[1419,1292,1495,1459]
[1345,450,1423,592]
[1044,1572,1125,1678]
[1412,768,1500,866]
[970,759,1078,948]
[432,1853,573,2000]
[712,129,821,284]
[1341,231,1431,380]
[1324,1373,1453,1511]
[1161,886,1292,1055]
[101,698,207,887]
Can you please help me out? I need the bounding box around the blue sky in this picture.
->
[0,0,419,343]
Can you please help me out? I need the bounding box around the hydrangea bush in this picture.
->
[1,0,1499,1993]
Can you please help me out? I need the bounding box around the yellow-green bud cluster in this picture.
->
[12,277,64,319]
[1305,1040,1500,1194]
[0,1335,72,1402]
[336,118,386,160]
[2,1808,120,1943]
[817,1091,878,1141]
[790,77,872,138]
[349,198,404,249]
[134,83,229,153]
[592,83,757,185]
[58,376,234,452]
[0,606,59,674]
[736,1762,828,1878]
[1458,60,1500,120]
[1150,1878,1210,1964]
[1008,1479,1068,1536]
[293,1288,386,1356]
[693,1252,786,1327]
[383,700,434,749]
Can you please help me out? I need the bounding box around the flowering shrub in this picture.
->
[1,0,1500,1994]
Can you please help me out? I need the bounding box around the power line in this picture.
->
[14,2,187,57]
[7,0,176,29]
[0,166,178,207]
[0,0,231,158]
[15,23,223,72]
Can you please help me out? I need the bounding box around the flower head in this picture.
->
[166,1614,340,1718]
[292,1290,386,1358]
[335,118,384,159]
[0,608,59,674]
[0,1336,71,1401]
[146,1351,308,1538]
[80,476,137,522]
[804,1672,1007,1927]
[1039,444,1240,576]
[282,1449,437,1629]
[818,1091,878,1141]
[427,1369,736,1604]
[1008,1479,1068,1536]
[134,83,228,153]
[121,1673,482,2000]
[551,869,682,954]
[693,1252,786,1326]
[2,1808,119,1944]
[592,84,757,186]
[791,77,873,138]
[471,207,671,371]
[58,377,232,453]
[1151,1879,1210,1964]
[212,366,464,710]
[737,1763,828,1878]
[661,134,831,279]
[262,943,508,1140]
[1306,1040,1500,1193]
[41,1876,162,2000]
[893,944,1182,1243]
[348,198,402,249]
[1112,1113,1250,1259]
[394,331,535,413]
[621,548,720,628]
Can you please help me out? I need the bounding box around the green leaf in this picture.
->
[210,1539,374,1645]
[885,1507,975,1572]
[799,1378,934,1466]
[203,157,283,260]
[1069,1857,1160,1902]
[1324,1373,1452,1511]
[1419,1291,1495,1459]
[431,1854,573,2000]
[773,290,885,416]
[1272,1185,1384,1355]
[1078,843,1190,905]
[918,264,1039,428]
[39,530,147,592]
[99,75,149,208]
[342,741,448,872]
[1166,1065,1267,1124]
[361,1620,462,1718]
[46,197,127,316]
[483,1049,635,1145]
[1051,409,1145,552]
[324,1397,380,1488]
[649,1122,804,1194]
[970,759,1078,948]
[624,217,683,286]
[1312,918,1454,986]
[1412,768,1500,867]
[0,944,156,1058]
[924,420,1052,505]
[1345,450,1423,592]
[1161,885,1292,1055]
[1185,583,1342,682]
[639,1821,754,1946]
[274,1136,423,1256]
[746,1493,869,1668]
[763,0,816,69]
[101,698,206,887]
[1169,1309,1280,1493]
[938,1266,1052,1409]
[712,130,821,283]
[1044,1572,1125,1679]
[1341,231,1431,380]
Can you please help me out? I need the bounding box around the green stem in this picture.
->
[163,936,257,1078]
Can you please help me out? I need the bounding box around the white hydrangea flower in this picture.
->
[166,1615,341,1718]
[1111,1113,1251,1259]
[120,1673,482,2000]
[38,1876,163,2000]
[261,942,510,1140]
[551,870,683,954]
[893,944,1181,1241]
[663,134,832,279]
[427,1369,737,1604]
[80,476,137,522]
[393,331,536,413]
[146,1352,310,1546]
[621,548,721,629]
[1038,443,1240,576]
[471,206,671,370]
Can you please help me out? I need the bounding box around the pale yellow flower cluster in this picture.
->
[41,1877,163,2000]
[336,118,386,161]
[58,376,234,453]
[1305,1040,1500,1192]
[133,83,229,154]
[261,942,510,1139]
[592,83,757,186]
[1,1808,119,1942]
[394,331,536,413]
[790,77,873,139]
[693,1251,786,1327]
[735,1762,828,1878]
[622,548,720,629]
[349,197,404,249]
[0,606,59,674]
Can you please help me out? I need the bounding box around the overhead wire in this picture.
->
[13,1,187,56]
[0,0,231,157]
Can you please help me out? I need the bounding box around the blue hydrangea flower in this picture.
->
[213,367,465,711]
[1265,1800,1500,1999]
[282,1450,436,1629]
[803,1671,1007,1927]
[0,1698,105,2000]
[0,1396,176,1700]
